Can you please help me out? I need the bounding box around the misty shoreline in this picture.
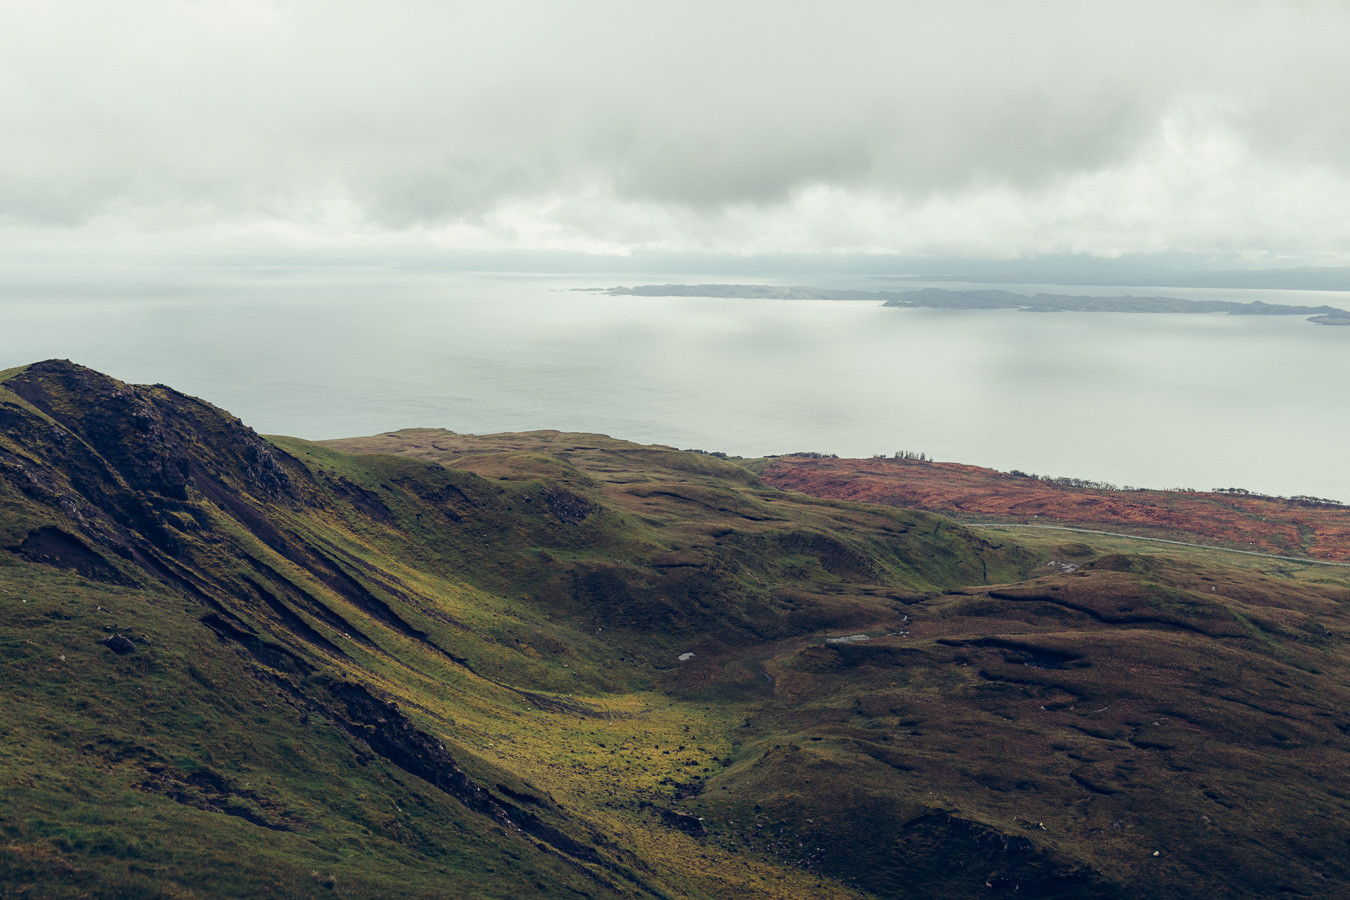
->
[589,284,1350,324]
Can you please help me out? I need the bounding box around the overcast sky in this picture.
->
[3,0,1349,264]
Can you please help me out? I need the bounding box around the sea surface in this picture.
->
[3,265,1349,503]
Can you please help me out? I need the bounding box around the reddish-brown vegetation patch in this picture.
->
[762,457,1350,561]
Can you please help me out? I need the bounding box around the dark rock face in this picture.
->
[327,681,484,805]
[542,487,593,524]
[4,360,297,505]
[7,526,128,584]
[0,360,313,586]
[318,680,619,874]
[659,807,706,836]
[0,363,469,671]
[101,634,136,654]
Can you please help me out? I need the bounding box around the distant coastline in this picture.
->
[592,284,1350,325]
[878,265,1350,292]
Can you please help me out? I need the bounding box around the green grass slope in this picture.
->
[1,360,1348,898]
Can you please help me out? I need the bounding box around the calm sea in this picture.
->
[3,265,1349,502]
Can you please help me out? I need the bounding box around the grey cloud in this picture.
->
[0,0,1346,250]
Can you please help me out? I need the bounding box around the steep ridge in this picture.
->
[1,361,1349,898]
[0,362,662,898]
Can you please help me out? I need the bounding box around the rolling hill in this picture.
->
[2,360,1349,898]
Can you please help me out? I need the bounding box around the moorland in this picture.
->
[2,360,1349,899]
[757,455,1350,562]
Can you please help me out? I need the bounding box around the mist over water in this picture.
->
[4,266,1348,503]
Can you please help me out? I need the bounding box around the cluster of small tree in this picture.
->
[1002,469,1118,491]
[788,451,838,459]
[985,476,1346,506]
[1214,488,1345,507]
[1290,495,1346,507]
[686,449,729,458]
[893,450,929,461]
[1048,476,1121,491]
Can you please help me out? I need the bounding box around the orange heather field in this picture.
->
[760,456,1350,561]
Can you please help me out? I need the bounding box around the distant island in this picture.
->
[592,284,1350,325]
[880,264,1350,292]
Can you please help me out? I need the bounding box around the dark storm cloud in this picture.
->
[1,0,1348,256]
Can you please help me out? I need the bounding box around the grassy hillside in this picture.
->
[2,361,1349,898]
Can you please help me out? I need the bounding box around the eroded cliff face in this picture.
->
[1,359,299,566]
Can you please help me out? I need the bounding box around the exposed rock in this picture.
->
[7,526,130,585]
[659,807,706,836]
[542,488,593,525]
[101,634,136,655]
